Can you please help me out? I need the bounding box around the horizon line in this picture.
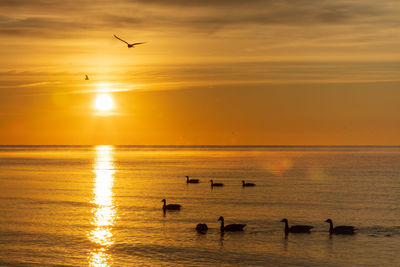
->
[1,145,400,147]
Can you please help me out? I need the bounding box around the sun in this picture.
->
[95,94,114,111]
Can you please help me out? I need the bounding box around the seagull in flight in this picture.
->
[85,74,89,80]
[113,34,146,48]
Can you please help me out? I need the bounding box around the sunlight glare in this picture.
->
[95,94,114,111]
[89,145,116,266]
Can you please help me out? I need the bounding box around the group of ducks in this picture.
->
[161,199,246,233]
[163,176,358,236]
[186,176,255,187]
[280,218,357,235]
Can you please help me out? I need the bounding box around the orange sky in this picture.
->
[1,0,400,145]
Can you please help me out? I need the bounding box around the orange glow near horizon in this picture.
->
[2,1,400,145]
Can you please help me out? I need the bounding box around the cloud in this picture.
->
[0,0,398,38]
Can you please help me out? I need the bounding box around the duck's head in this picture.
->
[161,199,166,202]
[280,218,288,223]
[218,216,224,222]
[186,176,189,178]
[209,180,213,183]
[242,180,245,184]
[325,219,332,223]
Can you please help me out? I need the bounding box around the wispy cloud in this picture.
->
[0,0,398,37]
[0,81,60,88]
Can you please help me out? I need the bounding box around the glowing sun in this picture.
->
[95,94,114,111]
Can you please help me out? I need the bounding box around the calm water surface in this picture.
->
[0,146,400,266]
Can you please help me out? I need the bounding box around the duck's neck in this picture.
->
[162,201,166,209]
[220,219,225,231]
[328,221,333,233]
[186,177,189,183]
[284,221,289,232]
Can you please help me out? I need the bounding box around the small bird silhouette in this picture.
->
[85,74,89,80]
[210,180,223,187]
[242,180,255,187]
[113,35,146,48]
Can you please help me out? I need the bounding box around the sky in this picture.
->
[1,0,400,145]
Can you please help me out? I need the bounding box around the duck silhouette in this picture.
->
[161,199,181,211]
[280,218,313,234]
[196,223,208,234]
[218,216,246,232]
[325,219,357,235]
[210,180,223,187]
[242,180,255,187]
[186,176,199,184]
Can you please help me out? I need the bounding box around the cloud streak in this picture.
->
[0,0,398,37]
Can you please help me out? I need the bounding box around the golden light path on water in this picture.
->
[89,145,116,266]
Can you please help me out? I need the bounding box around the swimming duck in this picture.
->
[210,180,224,187]
[186,176,199,184]
[161,199,181,210]
[196,223,208,233]
[325,219,356,235]
[218,216,246,232]
[280,218,313,234]
[242,180,255,187]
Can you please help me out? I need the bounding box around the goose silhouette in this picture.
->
[242,180,255,187]
[210,180,223,187]
[280,218,313,234]
[114,34,146,48]
[218,216,246,232]
[195,223,208,234]
[186,176,199,184]
[325,219,356,235]
[161,199,181,211]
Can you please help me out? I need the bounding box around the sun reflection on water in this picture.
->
[89,145,116,266]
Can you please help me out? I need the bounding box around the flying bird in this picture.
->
[84,74,89,80]
[113,34,146,48]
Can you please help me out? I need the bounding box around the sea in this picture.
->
[0,145,399,266]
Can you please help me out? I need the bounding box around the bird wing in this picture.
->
[114,35,129,45]
[132,42,146,46]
